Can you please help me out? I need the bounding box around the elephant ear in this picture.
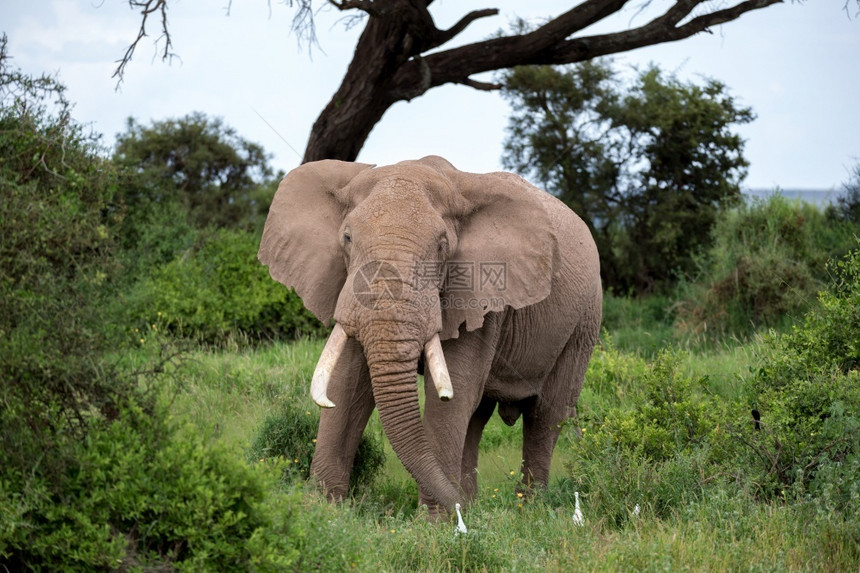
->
[438,165,559,339]
[258,160,374,324]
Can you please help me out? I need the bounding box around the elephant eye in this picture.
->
[343,231,352,245]
[438,236,449,258]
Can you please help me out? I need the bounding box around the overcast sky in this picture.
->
[3,1,858,190]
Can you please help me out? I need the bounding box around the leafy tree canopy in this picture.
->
[114,112,278,230]
[501,60,753,293]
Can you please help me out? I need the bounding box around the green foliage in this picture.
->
[502,60,752,293]
[123,228,326,342]
[566,345,738,526]
[249,402,386,492]
[114,112,278,231]
[0,402,314,571]
[676,194,856,336]
[0,35,138,454]
[600,293,676,354]
[743,247,860,509]
[114,168,199,277]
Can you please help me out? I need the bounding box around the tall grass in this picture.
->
[132,294,857,571]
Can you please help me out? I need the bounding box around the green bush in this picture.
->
[249,402,386,492]
[0,403,311,571]
[741,246,860,509]
[123,228,326,343]
[0,36,141,468]
[566,349,734,523]
[676,194,856,336]
[575,350,726,461]
[114,172,199,278]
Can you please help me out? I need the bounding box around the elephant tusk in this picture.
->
[310,323,348,408]
[424,334,453,401]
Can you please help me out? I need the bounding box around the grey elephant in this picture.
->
[258,156,601,514]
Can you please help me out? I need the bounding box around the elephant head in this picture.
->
[258,156,558,510]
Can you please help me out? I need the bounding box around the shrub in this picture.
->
[741,246,860,509]
[676,194,855,336]
[249,402,386,492]
[0,35,140,463]
[566,349,735,524]
[123,228,326,343]
[0,403,310,571]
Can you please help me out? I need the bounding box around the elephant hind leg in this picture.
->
[520,328,595,489]
[460,396,497,502]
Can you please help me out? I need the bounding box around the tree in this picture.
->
[501,61,753,292]
[116,0,794,163]
[114,112,277,229]
[834,161,860,223]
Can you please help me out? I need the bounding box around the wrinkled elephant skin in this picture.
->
[258,156,601,514]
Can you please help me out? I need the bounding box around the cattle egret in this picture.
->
[455,503,467,534]
[573,492,584,526]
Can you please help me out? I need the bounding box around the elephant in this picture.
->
[258,155,601,515]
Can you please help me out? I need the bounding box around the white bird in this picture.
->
[633,503,641,516]
[573,492,584,526]
[455,503,467,534]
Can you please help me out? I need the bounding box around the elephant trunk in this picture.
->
[362,321,459,511]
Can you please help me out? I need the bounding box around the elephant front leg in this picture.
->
[419,325,500,513]
[310,339,375,500]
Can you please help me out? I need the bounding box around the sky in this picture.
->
[2,1,858,191]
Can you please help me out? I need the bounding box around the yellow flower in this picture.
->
[312,438,317,443]
[518,503,523,508]
[139,338,145,344]
[157,311,162,317]
[493,488,499,492]
[390,529,395,534]
[306,411,311,416]
[510,470,515,476]
[294,458,299,463]
[492,494,496,498]
[517,492,524,498]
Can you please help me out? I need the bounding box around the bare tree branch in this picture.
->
[327,0,382,17]
[113,0,173,86]
[459,77,502,91]
[430,8,499,48]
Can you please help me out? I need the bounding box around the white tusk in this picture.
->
[424,334,453,401]
[310,323,348,408]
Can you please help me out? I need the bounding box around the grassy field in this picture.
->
[133,318,857,572]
